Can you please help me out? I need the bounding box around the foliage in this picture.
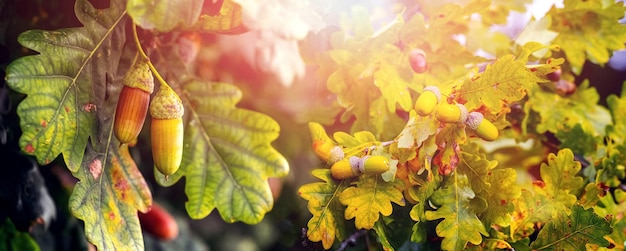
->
[155,81,288,223]
[298,0,626,250]
[0,219,40,251]
[3,0,626,250]
[530,205,612,250]
[5,0,286,249]
[549,0,626,74]
[298,169,348,250]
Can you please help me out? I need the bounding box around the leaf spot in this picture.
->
[40,120,48,128]
[25,144,35,154]
[89,158,102,179]
[82,103,97,112]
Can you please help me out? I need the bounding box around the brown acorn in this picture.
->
[150,85,184,177]
[114,56,154,144]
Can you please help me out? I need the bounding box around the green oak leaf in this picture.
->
[478,168,521,228]
[434,123,466,176]
[373,59,413,113]
[459,143,521,227]
[579,183,606,209]
[531,205,612,250]
[549,0,626,74]
[127,0,203,32]
[193,0,247,34]
[373,220,395,251]
[319,7,409,138]
[424,174,488,251]
[0,219,40,251]
[333,130,380,158]
[155,81,288,224]
[339,175,405,230]
[594,189,626,249]
[69,144,152,251]
[514,16,558,58]
[456,54,542,113]
[408,172,442,243]
[537,149,584,207]
[606,82,626,144]
[510,149,585,241]
[527,81,611,137]
[396,110,438,149]
[458,144,498,194]
[599,82,626,186]
[510,189,564,241]
[465,15,511,56]
[298,169,348,250]
[5,0,126,172]
[555,123,599,156]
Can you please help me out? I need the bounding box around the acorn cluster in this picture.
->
[414,86,499,141]
[310,130,390,180]
[113,56,184,178]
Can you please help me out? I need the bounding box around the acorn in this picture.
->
[359,156,390,174]
[330,157,360,180]
[465,112,498,141]
[409,48,428,73]
[114,56,154,144]
[138,202,179,241]
[150,85,184,177]
[415,86,441,116]
[546,67,562,82]
[435,103,468,123]
[312,140,344,165]
[330,156,390,179]
[309,123,344,165]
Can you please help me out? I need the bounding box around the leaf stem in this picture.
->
[131,23,171,90]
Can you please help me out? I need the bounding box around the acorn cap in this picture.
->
[328,146,345,164]
[457,104,468,123]
[423,86,441,102]
[465,112,484,130]
[123,57,154,94]
[150,85,184,119]
[465,111,499,141]
[349,156,362,175]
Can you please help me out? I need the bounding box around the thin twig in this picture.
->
[337,230,368,251]
[131,23,171,90]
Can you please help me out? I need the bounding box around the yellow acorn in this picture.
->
[465,112,499,141]
[435,103,468,123]
[330,157,359,180]
[150,85,184,177]
[312,140,344,165]
[360,156,390,174]
[330,156,390,179]
[114,56,154,144]
[415,86,441,116]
